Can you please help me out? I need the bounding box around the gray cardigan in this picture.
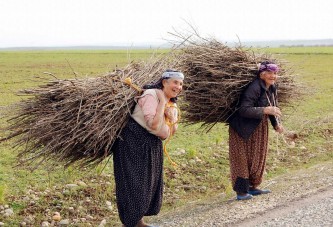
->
[228,78,279,140]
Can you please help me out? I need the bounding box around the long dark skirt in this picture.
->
[112,117,163,227]
[228,116,269,193]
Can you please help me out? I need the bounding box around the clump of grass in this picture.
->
[0,185,6,204]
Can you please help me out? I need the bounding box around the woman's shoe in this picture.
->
[248,188,271,196]
[236,193,253,200]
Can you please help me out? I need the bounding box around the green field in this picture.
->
[0,47,332,226]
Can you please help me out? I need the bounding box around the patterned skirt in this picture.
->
[113,117,163,227]
[228,116,269,193]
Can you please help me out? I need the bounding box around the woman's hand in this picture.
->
[275,124,284,133]
[165,106,178,135]
[264,106,282,118]
[155,88,176,122]
[165,106,176,123]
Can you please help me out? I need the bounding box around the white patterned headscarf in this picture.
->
[162,70,184,80]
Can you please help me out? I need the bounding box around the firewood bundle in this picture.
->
[172,35,299,129]
[2,56,177,169]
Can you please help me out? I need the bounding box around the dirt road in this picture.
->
[150,161,333,226]
[236,186,333,226]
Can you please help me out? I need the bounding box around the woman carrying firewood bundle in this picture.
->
[112,69,184,227]
[227,61,284,200]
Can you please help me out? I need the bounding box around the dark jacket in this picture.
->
[228,78,279,140]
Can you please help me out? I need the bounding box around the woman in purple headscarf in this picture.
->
[227,61,284,200]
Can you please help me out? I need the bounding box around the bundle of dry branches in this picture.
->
[2,55,177,169]
[171,34,299,129]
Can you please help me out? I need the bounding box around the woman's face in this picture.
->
[260,71,278,87]
[162,78,183,99]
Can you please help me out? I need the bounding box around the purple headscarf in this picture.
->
[258,61,279,74]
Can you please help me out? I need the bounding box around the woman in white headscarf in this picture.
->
[112,69,184,227]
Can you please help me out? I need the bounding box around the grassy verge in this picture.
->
[0,47,332,226]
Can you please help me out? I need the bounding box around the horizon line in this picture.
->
[1,38,333,50]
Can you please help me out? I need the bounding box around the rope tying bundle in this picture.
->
[124,77,142,93]
[163,101,181,168]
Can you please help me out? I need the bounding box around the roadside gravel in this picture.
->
[149,161,333,226]
[252,189,333,227]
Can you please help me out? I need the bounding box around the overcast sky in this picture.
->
[0,0,332,48]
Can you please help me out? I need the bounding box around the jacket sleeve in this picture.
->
[238,82,265,119]
[269,115,278,129]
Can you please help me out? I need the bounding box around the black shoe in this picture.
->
[236,193,253,200]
